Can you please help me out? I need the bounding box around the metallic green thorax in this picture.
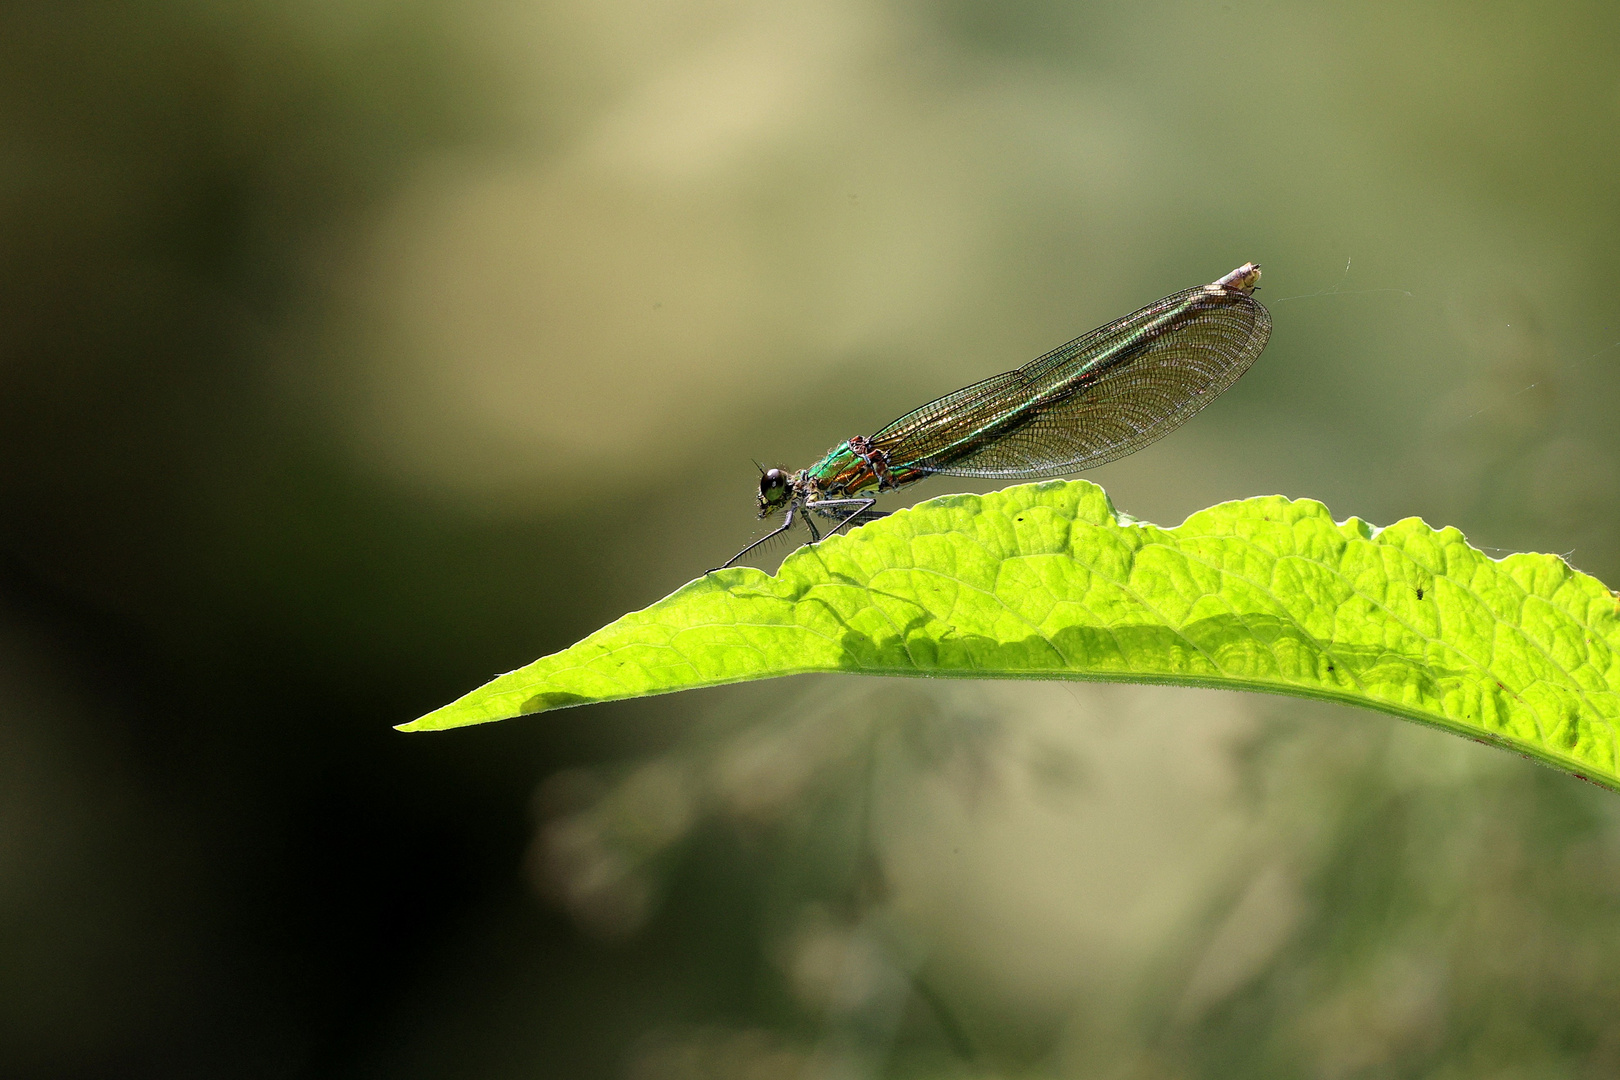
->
[804,440,927,498]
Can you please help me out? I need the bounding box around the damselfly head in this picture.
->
[757,468,792,517]
[1210,262,1262,295]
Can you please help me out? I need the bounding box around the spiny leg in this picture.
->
[711,497,884,572]
[709,505,800,572]
[806,497,882,539]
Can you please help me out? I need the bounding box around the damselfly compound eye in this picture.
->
[759,469,789,503]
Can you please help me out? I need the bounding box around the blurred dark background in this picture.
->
[3,1,1620,1077]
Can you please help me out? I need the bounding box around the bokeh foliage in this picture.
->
[3,0,1620,1077]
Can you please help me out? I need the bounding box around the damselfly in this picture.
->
[714,263,1271,570]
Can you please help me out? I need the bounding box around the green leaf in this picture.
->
[402,480,1620,792]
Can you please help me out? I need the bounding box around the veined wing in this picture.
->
[869,269,1271,478]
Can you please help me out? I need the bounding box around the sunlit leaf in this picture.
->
[402,480,1620,792]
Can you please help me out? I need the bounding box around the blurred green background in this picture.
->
[3,1,1620,1077]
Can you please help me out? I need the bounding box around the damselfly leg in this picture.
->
[710,506,800,572]
[807,498,884,537]
[710,498,884,572]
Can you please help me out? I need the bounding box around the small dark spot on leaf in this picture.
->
[1326,664,1334,672]
[1416,587,1424,600]
[523,691,591,714]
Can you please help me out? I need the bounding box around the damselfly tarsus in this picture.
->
[713,263,1271,571]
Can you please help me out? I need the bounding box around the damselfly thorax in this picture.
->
[714,262,1270,571]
